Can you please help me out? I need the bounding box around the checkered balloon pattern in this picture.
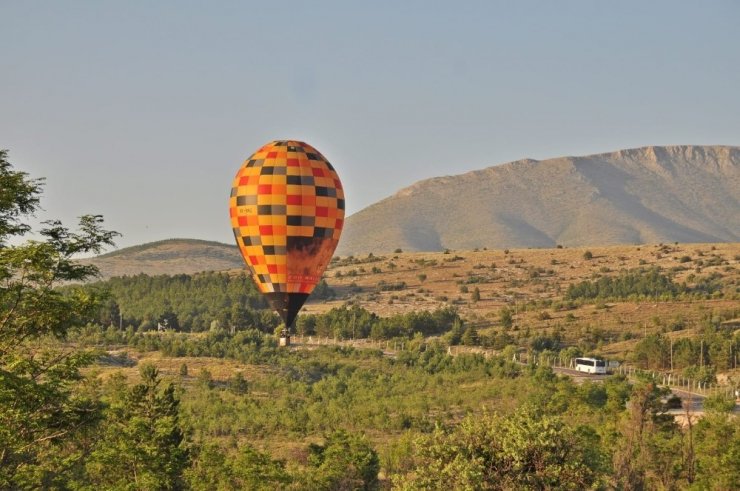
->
[229,140,345,295]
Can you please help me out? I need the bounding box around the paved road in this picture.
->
[552,366,610,383]
[667,389,705,414]
[551,366,740,415]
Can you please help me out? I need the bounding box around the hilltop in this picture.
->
[338,145,740,255]
[82,238,243,278]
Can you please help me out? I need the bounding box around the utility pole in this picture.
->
[700,339,704,368]
[670,336,673,371]
[119,311,123,330]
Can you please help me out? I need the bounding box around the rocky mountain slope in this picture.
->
[337,145,740,255]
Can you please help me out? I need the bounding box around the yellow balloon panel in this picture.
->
[229,140,344,294]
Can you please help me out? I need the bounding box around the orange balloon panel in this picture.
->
[229,140,344,296]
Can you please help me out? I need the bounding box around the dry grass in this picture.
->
[92,350,267,385]
[300,242,740,358]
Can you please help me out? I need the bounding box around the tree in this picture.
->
[86,364,189,489]
[296,314,317,335]
[310,279,335,300]
[612,382,684,490]
[692,402,740,489]
[197,368,214,389]
[0,150,41,243]
[229,371,249,395]
[632,334,670,370]
[471,287,481,302]
[500,307,513,329]
[186,442,291,490]
[446,318,465,345]
[0,151,118,487]
[392,405,599,489]
[99,297,121,327]
[231,445,292,489]
[306,430,380,490]
[460,325,479,346]
[158,309,180,331]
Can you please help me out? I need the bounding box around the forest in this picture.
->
[2,151,739,490]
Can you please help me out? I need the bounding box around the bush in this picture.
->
[702,393,736,413]
[376,281,407,292]
[307,430,379,489]
[565,267,687,301]
[391,407,597,489]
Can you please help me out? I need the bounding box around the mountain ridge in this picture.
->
[337,145,740,255]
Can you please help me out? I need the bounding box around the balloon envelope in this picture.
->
[229,140,344,328]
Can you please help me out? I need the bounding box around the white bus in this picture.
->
[574,357,607,374]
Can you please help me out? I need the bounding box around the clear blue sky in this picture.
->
[2,0,739,249]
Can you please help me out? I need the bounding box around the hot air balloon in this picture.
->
[229,140,344,334]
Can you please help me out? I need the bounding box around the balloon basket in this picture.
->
[279,328,291,347]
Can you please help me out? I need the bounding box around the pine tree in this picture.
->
[86,364,189,489]
[229,371,249,395]
[461,325,479,346]
[306,430,379,490]
[500,307,514,329]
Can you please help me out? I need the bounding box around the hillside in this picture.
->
[310,242,740,359]
[81,240,740,366]
[337,145,740,255]
[82,238,243,278]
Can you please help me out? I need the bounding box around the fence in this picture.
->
[291,335,407,352]
[290,335,739,399]
[614,364,738,399]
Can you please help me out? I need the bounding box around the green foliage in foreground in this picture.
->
[186,443,292,490]
[307,430,380,490]
[392,406,598,490]
[1,150,119,487]
[84,364,189,490]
